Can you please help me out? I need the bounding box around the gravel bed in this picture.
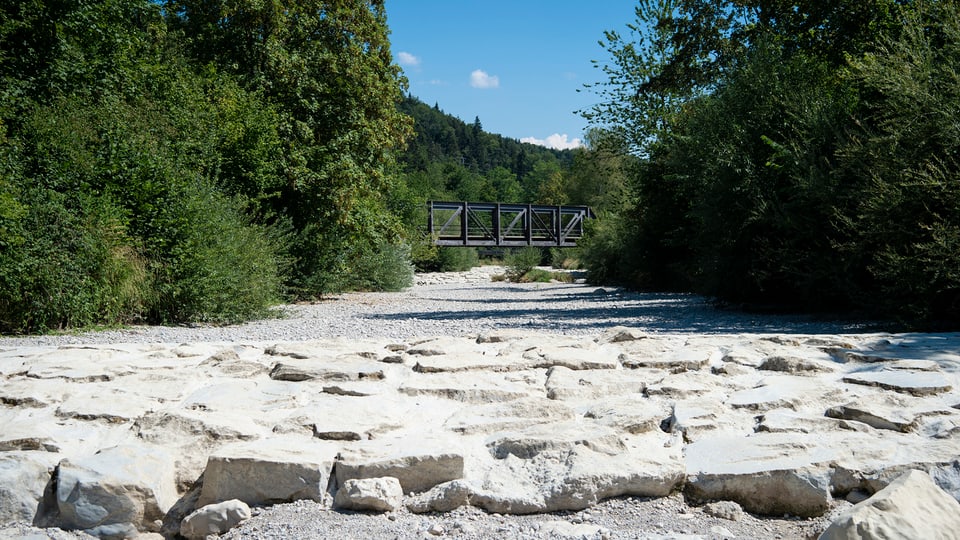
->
[0,267,872,348]
[218,493,844,540]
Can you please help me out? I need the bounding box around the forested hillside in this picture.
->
[581,0,960,328]
[399,95,573,178]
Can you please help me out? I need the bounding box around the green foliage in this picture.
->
[0,0,420,333]
[504,247,544,282]
[323,241,414,293]
[398,96,573,177]
[0,170,155,331]
[838,2,960,325]
[438,248,479,272]
[584,0,960,327]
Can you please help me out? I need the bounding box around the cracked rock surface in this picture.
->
[2,267,959,539]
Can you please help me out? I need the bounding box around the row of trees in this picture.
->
[0,0,413,333]
[581,0,960,327]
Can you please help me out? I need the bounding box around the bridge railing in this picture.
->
[427,201,595,247]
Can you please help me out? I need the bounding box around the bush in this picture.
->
[504,247,544,281]
[0,187,150,333]
[147,181,288,323]
[361,242,415,292]
[438,247,479,272]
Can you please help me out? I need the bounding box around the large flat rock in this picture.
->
[336,436,466,494]
[36,445,178,538]
[198,439,339,507]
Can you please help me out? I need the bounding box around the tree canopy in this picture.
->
[582,0,960,328]
[0,0,414,332]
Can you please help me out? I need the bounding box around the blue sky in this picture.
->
[385,1,639,150]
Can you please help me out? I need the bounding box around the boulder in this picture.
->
[406,480,473,513]
[37,445,177,538]
[703,500,745,521]
[820,469,960,540]
[197,439,338,507]
[471,431,684,514]
[336,437,465,494]
[179,499,251,540]
[0,451,58,523]
[334,477,403,512]
[685,434,835,517]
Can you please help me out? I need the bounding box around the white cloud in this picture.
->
[397,51,420,67]
[470,69,500,89]
[520,133,584,150]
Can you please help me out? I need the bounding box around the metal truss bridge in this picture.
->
[427,201,595,248]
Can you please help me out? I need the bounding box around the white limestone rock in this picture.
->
[727,375,833,412]
[825,396,919,432]
[0,451,58,523]
[197,439,338,507]
[38,445,177,538]
[544,365,646,400]
[756,408,843,434]
[398,371,535,403]
[406,480,473,513]
[334,477,404,512]
[443,397,576,435]
[843,370,953,396]
[596,326,648,344]
[758,355,836,374]
[179,499,251,540]
[685,433,835,517]
[471,431,684,514]
[621,346,714,372]
[820,469,960,540]
[584,396,669,434]
[336,437,466,494]
[524,343,622,370]
[412,350,535,373]
[703,500,745,521]
[268,359,385,382]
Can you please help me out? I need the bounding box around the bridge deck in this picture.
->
[427,201,595,247]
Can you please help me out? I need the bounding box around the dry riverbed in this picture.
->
[3,266,954,540]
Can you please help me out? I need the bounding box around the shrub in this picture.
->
[504,247,544,281]
[147,182,288,323]
[0,187,150,333]
[362,242,415,292]
[438,247,479,272]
